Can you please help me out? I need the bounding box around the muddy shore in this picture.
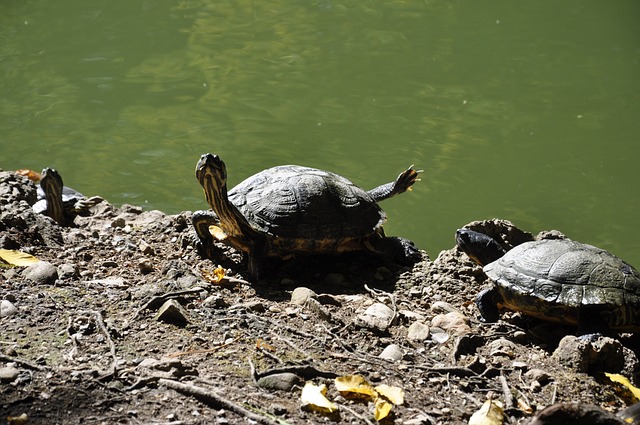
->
[1,169,639,425]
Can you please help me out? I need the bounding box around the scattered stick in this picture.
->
[158,378,282,425]
[499,373,514,410]
[78,310,118,380]
[0,354,46,371]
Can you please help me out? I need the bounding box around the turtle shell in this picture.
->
[483,239,640,331]
[227,165,386,253]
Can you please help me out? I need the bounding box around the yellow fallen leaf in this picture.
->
[374,398,393,421]
[0,249,40,267]
[469,399,504,425]
[605,373,640,402]
[375,384,405,405]
[334,375,377,400]
[300,382,338,414]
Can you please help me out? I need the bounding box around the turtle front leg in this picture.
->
[476,287,501,323]
[191,210,219,260]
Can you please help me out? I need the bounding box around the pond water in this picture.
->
[2,0,640,264]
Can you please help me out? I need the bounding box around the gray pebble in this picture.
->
[0,300,18,317]
[257,373,302,391]
[57,263,78,280]
[0,365,20,383]
[379,344,403,361]
[154,299,190,326]
[22,261,58,284]
[407,321,430,342]
[290,287,318,305]
[355,302,395,332]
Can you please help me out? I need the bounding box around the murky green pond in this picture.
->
[2,1,639,264]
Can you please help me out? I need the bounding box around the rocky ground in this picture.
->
[1,169,640,425]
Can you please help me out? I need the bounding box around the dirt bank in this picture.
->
[1,170,638,425]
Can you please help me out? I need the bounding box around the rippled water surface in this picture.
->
[2,1,639,264]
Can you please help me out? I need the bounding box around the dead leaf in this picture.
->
[375,383,405,405]
[374,398,394,421]
[201,266,226,283]
[469,399,504,425]
[606,373,640,402]
[334,375,377,400]
[0,249,40,267]
[300,382,337,414]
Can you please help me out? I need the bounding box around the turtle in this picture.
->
[192,153,422,280]
[32,168,103,226]
[455,228,640,332]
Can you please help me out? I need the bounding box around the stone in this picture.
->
[525,368,552,384]
[0,365,20,383]
[290,287,318,305]
[430,301,463,315]
[431,312,470,335]
[407,321,430,342]
[22,261,58,284]
[138,258,154,274]
[257,373,302,391]
[154,300,190,326]
[355,303,395,332]
[379,344,403,361]
[552,334,625,374]
[0,300,18,317]
[57,263,78,280]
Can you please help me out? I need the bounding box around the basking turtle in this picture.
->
[456,228,640,332]
[32,168,103,226]
[192,153,421,280]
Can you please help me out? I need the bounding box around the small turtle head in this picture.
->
[40,168,63,192]
[455,228,507,266]
[196,153,229,210]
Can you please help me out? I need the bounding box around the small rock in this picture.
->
[355,303,395,332]
[430,328,450,344]
[0,365,20,383]
[57,263,78,280]
[22,261,58,284]
[552,334,625,373]
[379,344,403,361]
[257,373,302,391]
[430,301,464,315]
[154,300,190,326]
[138,259,154,274]
[1,300,18,317]
[487,338,519,358]
[228,300,266,313]
[139,239,154,255]
[525,368,552,385]
[407,321,430,342]
[290,287,318,305]
[431,312,470,335]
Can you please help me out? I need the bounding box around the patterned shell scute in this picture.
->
[484,239,640,314]
[228,165,386,240]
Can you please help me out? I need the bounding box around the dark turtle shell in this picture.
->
[484,239,640,331]
[228,165,386,252]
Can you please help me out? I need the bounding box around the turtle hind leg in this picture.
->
[367,235,422,265]
[476,287,501,323]
[367,166,420,202]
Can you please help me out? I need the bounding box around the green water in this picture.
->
[2,1,639,264]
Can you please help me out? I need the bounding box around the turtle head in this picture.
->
[40,168,66,224]
[196,153,228,208]
[455,228,507,266]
